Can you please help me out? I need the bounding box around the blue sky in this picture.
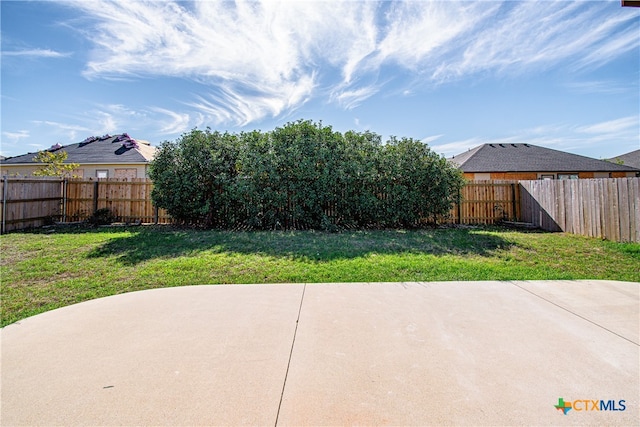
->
[2,0,639,160]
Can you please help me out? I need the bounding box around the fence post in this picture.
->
[93,180,99,215]
[1,176,7,234]
[511,183,517,221]
[62,179,68,223]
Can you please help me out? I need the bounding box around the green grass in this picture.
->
[1,225,638,327]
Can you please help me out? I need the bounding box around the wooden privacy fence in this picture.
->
[4,177,636,241]
[1,177,64,233]
[520,178,640,242]
[1,177,519,233]
[0,178,172,233]
[3,177,636,241]
[64,179,171,224]
[447,181,520,225]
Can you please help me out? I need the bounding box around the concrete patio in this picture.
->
[1,280,638,426]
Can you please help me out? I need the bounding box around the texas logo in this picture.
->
[555,398,572,415]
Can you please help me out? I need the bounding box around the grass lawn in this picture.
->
[1,225,639,327]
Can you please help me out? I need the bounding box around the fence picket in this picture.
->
[618,179,630,242]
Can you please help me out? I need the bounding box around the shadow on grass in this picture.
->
[82,225,519,266]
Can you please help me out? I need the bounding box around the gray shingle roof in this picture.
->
[608,149,640,169]
[449,143,640,173]
[1,134,156,165]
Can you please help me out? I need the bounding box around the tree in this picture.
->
[32,150,79,177]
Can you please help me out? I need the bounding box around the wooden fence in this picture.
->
[64,179,171,224]
[1,177,64,233]
[0,178,172,233]
[448,181,520,225]
[520,178,640,242]
[1,177,520,233]
[4,177,636,241]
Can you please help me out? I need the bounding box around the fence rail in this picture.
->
[520,178,639,242]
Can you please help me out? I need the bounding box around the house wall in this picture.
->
[463,171,638,180]
[611,171,637,178]
[0,163,151,179]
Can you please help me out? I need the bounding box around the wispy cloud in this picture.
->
[2,48,71,58]
[565,80,631,95]
[432,138,485,158]
[331,85,380,110]
[421,134,444,145]
[427,2,639,81]
[375,1,499,74]
[152,107,191,134]
[577,116,638,135]
[2,130,30,142]
[26,105,191,146]
[32,120,91,143]
[432,116,640,159]
[60,0,639,127]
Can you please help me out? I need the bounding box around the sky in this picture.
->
[1,0,639,160]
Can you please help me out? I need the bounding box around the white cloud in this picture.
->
[331,85,380,110]
[2,130,30,142]
[376,1,498,72]
[577,116,638,135]
[69,0,342,124]
[421,134,443,145]
[2,49,71,58]
[189,73,315,126]
[32,120,91,142]
[431,138,484,158]
[33,120,91,142]
[565,80,630,95]
[95,112,118,135]
[573,14,640,70]
[152,108,191,134]
[427,2,639,82]
[60,0,639,126]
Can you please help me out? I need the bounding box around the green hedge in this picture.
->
[149,120,465,230]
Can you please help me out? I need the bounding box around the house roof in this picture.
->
[449,143,640,173]
[608,149,640,169]
[1,134,156,165]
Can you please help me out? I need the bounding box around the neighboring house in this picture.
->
[607,149,640,170]
[0,134,156,179]
[449,143,640,181]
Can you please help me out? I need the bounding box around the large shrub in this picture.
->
[149,120,464,229]
[379,137,465,226]
[149,128,240,226]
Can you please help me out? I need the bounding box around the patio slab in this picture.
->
[1,280,638,426]
[277,281,639,426]
[1,284,304,426]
